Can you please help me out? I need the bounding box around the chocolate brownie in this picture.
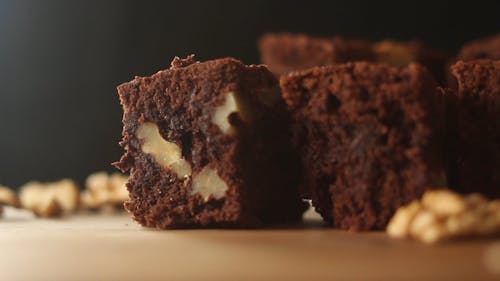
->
[115,55,306,228]
[280,62,445,231]
[446,59,500,199]
[258,33,374,76]
[373,40,448,84]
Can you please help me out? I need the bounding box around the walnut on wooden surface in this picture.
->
[80,172,128,211]
[31,199,63,218]
[387,189,500,244]
[19,179,79,218]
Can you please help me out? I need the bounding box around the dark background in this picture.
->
[0,0,499,188]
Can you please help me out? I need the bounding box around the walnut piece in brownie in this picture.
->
[280,62,445,231]
[258,33,374,76]
[447,59,500,199]
[115,56,305,229]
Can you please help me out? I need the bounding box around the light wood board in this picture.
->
[0,207,499,281]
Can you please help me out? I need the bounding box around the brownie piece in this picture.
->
[373,40,448,84]
[258,33,375,76]
[115,55,305,228]
[280,62,445,231]
[446,59,500,199]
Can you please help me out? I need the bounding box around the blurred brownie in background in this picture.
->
[258,33,447,84]
[456,34,500,61]
[280,62,445,231]
[115,56,305,229]
[373,40,448,84]
[446,59,500,199]
[258,33,374,76]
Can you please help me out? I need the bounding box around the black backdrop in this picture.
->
[0,0,499,187]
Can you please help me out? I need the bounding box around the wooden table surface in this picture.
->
[0,207,499,281]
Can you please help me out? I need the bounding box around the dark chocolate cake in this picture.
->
[280,62,445,231]
[115,55,306,228]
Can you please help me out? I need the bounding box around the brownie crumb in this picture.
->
[170,54,198,69]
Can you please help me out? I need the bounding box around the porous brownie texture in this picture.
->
[115,56,305,228]
[447,59,500,198]
[281,62,445,231]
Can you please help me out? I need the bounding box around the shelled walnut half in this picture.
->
[387,189,500,244]
[19,179,79,218]
[80,172,128,211]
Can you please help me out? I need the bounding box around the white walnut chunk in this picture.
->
[192,167,228,202]
[136,122,192,178]
[212,92,240,135]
